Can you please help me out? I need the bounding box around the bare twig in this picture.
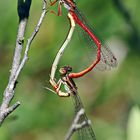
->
[64,108,91,140]
[0,0,47,126]
[13,0,47,82]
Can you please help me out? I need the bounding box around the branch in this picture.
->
[64,108,91,140]
[13,0,47,82]
[0,0,47,126]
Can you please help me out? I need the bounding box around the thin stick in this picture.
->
[0,0,47,126]
[64,108,91,140]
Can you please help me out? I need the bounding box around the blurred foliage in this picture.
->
[127,106,140,140]
[0,0,140,140]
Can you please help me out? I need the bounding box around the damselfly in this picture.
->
[50,0,117,79]
[59,66,96,140]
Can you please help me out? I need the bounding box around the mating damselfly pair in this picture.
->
[47,0,117,139]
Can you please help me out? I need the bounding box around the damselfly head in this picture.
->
[59,66,72,75]
[66,66,73,72]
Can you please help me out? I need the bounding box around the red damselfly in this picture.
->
[50,0,117,79]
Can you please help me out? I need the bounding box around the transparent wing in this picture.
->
[71,93,96,140]
[75,7,117,71]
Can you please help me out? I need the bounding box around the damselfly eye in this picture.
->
[67,66,72,72]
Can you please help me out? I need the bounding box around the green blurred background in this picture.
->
[0,0,140,140]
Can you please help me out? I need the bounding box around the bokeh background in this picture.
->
[0,0,140,140]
